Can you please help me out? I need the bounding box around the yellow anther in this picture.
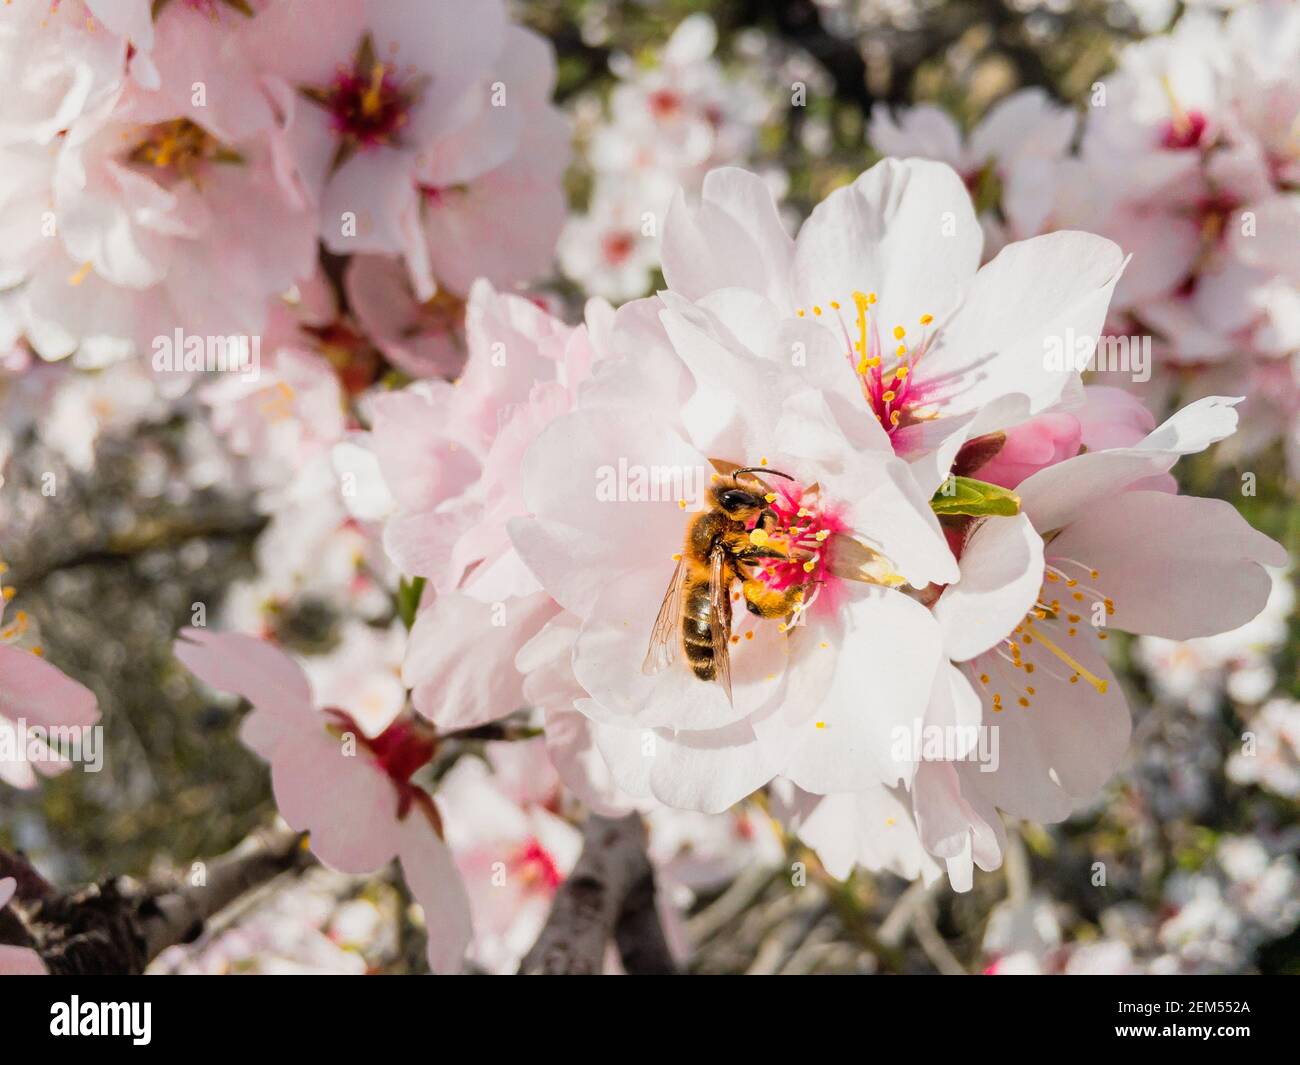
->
[895,366,909,379]
[813,305,822,316]
[814,530,829,542]
[882,390,896,404]
[68,261,94,286]
[361,63,387,118]
[749,528,770,547]
[764,493,777,503]
[889,410,901,426]
[919,314,933,325]
[892,325,905,340]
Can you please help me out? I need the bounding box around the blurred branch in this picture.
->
[0,822,311,974]
[520,813,675,974]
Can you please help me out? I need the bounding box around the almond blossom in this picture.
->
[436,740,582,974]
[660,159,1128,492]
[248,0,568,301]
[173,627,472,973]
[510,284,959,812]
[347,281,610,732]
[908,397,1284,887]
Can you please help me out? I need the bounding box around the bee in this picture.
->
[641,466,805,703]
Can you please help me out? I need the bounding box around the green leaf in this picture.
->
[397,576,426,630]
[930,476,1021,518]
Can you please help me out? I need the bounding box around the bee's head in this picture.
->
[710,477,771,523]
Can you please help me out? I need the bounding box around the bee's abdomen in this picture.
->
[682,578,716,680]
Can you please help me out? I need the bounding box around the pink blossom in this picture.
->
[174,628,472,973]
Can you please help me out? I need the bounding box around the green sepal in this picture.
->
[930,476,1021,518]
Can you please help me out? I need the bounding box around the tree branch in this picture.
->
[519,813,674,975]
[0,823,311,974]
[137,823,311,962]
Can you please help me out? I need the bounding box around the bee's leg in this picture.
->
[742,580,803,618]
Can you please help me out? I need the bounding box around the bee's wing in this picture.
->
[708,544,735,705]
[641,555,686,675]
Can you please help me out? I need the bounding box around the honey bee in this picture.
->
[642,466,805,703]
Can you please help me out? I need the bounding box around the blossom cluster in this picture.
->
[869,0,1300,474]
[0,0,1295,977]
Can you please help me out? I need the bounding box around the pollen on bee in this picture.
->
[749,528,770,547]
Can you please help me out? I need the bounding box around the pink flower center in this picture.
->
[326,710,439,825]
[602,231,636,266]
[510,837,564,892]
[648,89,682,120]
[326,65,411,147]
[746,480,846,597]
[1160,108,1209,151]
[304,37,424,154]
[126,118,230,183]
[798,292,938,437]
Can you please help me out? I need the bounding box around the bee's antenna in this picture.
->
[735,466,794,480]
